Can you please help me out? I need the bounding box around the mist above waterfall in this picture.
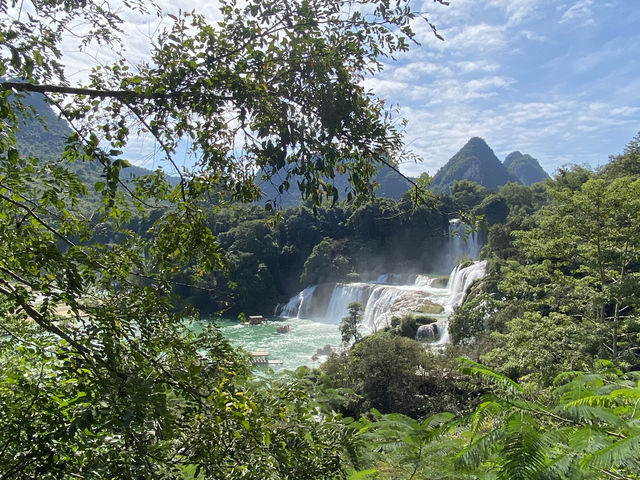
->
[432,219,483,273]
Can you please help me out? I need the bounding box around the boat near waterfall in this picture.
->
[251,351,283,365]
[276,324,290,334]
[245,315,266,325]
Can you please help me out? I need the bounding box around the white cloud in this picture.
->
[519,30,547,42]
[395,91,640,178]
[486,0,542,27]
[423,75,514,105]
[559,0,595,25]
[453,60,500,74]
[390,61,452,82]
[362,78,412,97]
[446,23,508,51]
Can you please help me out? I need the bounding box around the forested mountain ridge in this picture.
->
[504,150,550,185]
[429,137,518,193]
[13,91,176,191]
[17,91,411,207]
[257,163,412,207]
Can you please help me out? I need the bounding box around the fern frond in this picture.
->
[564,394,616,409]
[539,424,571,448]
[347,468,378,480]
[609,387,640,402]
[568,425,611,453]
[561,405,627,429]
[421,411,456,429]
[458,358,522,394]
[537,452,579,480]
[502,396,550,415]
[580,433,640,471]
[456,429,504,470]
[554,373,605,399]
[470,400,504,435]
[499,413,549,480]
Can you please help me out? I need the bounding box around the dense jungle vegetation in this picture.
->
[1,0,640,478]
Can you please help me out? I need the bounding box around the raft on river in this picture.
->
[251,352,283,366]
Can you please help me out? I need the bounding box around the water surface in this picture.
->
[215,317,341,371]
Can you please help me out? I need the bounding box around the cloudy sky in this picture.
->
[60,0,640,178]
[372,0,640,177]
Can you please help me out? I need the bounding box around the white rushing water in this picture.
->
[440,219,483,272]
[236,225,486,369]
[277,285,317,318]
[220,261,487,371]
[447,260,488,307]
[279,260,487,345]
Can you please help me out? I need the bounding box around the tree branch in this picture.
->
[0,192,75,247]
[0,81,232,103]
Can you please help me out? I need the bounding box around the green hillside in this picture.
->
[504,150,549,185]
[429,137,517,193]
[13,92,176,194]
[257,164,412,207]
[13,91,70,161]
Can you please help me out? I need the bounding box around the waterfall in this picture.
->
[324,283,373,323]
[278,285,317,318]
[375,274,388,283]
[374,273,418,285]
[442,219,483,271]
[362,285,405,331]
[416,323,438,340]
[278,260,487,346]
[414,274,433,287]
[446,260,487,307]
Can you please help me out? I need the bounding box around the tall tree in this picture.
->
[515,177,640,358]
[340,302,363,344]
[0,0,446,476]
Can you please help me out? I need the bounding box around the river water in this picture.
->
[205,261,488,372]
[217,317,341,371]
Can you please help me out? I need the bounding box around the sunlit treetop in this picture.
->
[1,0,446,210]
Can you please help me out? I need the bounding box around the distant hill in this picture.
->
[503,151,549,185]
[13,90,70,162]
[257,164,412,207]
[429,137,517,193]
[13,92,175,189]
[14,92,410,208]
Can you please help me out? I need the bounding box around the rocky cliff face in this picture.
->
[429,137,516,193]
[504,151,550,185]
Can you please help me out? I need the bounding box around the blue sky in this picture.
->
[58,0,640,179]
[371,0,640,177]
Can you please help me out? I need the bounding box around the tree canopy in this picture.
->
[0,0,446,477]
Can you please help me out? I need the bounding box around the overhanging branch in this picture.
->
[0,81,233,103]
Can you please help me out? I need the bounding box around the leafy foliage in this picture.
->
[449,139,640,382]
[0,0,448,476]
[322,334,477,419]
[455,361,640,480]
[341,302,364,344]
[352,410,466,480]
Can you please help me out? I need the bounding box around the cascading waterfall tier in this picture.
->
[279,261,487,345]
[276,285,317,318]
[441,219,483,272]
[446,260,488,307]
